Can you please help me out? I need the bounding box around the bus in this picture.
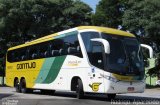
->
[6,26,152,99]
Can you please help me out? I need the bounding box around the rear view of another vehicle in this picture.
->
[156,80,160,86]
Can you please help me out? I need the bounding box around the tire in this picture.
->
[14,79,20,92]
[76,79,84,99]
[20,79,28,93]
[107,94,116,100]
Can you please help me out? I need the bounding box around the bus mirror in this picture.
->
[91,38,110,54]
[140,44,153,58]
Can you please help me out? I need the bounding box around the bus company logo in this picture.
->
[89,83,101,92]
[17,62,36,70]
[67,60,81,66]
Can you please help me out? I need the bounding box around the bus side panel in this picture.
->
[5,59,45,88]
[33,56,67,90]
[62,56,89,91]
[33,56,89,91]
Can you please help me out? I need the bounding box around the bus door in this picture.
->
[87,41,105,93]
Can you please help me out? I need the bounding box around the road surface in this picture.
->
[0,87,160,105]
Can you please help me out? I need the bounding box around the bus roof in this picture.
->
[8,26,135,51]
[77,26,135,37]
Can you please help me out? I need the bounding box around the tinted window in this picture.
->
[90,41,104,69]
[63,34,82,57]
[39,42,50,58]
[19,48,27,61]
[29,45,39,60]
[81,32,104,69]
[81,32,100,52]
[108,38,126,65]
[7,51,15,62]
[50,39,64,57]
[7,31,83,62]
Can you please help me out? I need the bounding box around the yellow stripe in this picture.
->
[112,73,133,81]
[77,26,135,37]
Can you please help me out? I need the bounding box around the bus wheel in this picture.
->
[20,79,28,93]
[76,79,84,99]
[14,79,20,92]
[107,94,116,100]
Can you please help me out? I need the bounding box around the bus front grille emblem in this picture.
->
[89,83,101,92]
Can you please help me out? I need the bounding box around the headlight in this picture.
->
[109,76,118,82]
[105,76,118,82]
[100,74,118,82]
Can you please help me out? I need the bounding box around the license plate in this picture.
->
[127,87,134,92]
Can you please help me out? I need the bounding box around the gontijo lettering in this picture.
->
[17,62,36,70]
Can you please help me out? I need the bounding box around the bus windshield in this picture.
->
[80,32,144,77]
[102,33,144,76]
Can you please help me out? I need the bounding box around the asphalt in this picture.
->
[0,87,160,105]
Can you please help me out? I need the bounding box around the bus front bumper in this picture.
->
[105,80,146,94]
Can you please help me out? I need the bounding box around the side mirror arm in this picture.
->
[91,38,110,54]
[140,44,153,58]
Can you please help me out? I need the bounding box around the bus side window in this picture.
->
[14,51,20,62]
[75,43,83,58]
[7,51,14,62]
[51,49,59,57]
[63,34,83,58]
[81,32,102,68]
[20,48,27,61]
[39,42,49,58]
[28,46,39,60]
[50,39,64,57]
[8,50,20,62]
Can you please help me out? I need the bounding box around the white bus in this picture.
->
[6,26,152,99]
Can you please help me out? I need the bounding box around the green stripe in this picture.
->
[35,58,55,83]
[42,56,66,84]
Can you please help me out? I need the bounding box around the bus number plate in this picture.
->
[127,87,134,92]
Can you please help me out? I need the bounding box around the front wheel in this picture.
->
[76,79,84,99]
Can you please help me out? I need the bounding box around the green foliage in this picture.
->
[0,0,92,45]
[0,0,92,47]
[92,0,125,28]
[122,0,160,37]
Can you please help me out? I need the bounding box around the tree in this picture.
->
[92,0,126,28]
[0,0,92,43]
[122,0,160,38]
[0,0,92,53]
[122,0,160,59]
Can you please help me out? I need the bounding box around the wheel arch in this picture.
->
[71,76,84,91]
[14,77,19,87]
